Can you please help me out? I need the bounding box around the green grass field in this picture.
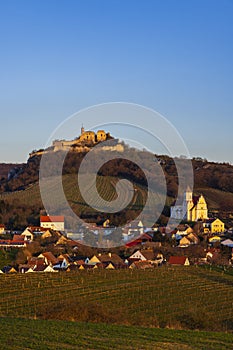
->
[0,317,232,350]
[0,267,233,332]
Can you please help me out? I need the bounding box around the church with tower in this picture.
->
[171,187,208,222]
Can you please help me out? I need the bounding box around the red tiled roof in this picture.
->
[75,259,85,265]
[40,216,64,223]
[0,239,24,245]
[98,253,123,265]
[168,256,188,265]
[67,240,80,247]
[125,240,141,247]
[41,252,59,265]
[28,257,45,268]
[124,234,152,247]
[141,250,155,260]
[130,261,153,269]
[140,233,153,240]
[13,234,24,242]
[34,265,47,272]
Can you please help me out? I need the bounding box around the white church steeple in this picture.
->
[171,186,208,222]
[184,186,193,202]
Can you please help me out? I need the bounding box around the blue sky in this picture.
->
[0,0,232,163]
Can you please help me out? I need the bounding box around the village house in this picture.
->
[125,233,153,248]
[1,266,17,274]
[13,234,25,243]
[38,252,59,266]
[128,249,155,262]
[0,224,5,234]
[128,249,164,266]
[98,253,125,268]
[123,220,144,238]
[19,251,66,273]
[43,265,57,273]
[53,254,73,270]
[19,256,45,273]
[0,234,25,248]
[129,260,154,269]
[26,265,57,273]
[203,218,225,234]
[85,255,98,265]
[168,256,190,266]
[40,215,65,231]
[178,232,199,247]
[221,239,233,248]
[179,236,192,247]
[105,262,115,269]
[204,248,221,263]
[21,228,34,242]
[67,263,83,272]
[174,225,194,238]
[208,235,222,244]
[86,253,125,269]
[41,229,53,239]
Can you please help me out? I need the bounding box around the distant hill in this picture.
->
[1,147,233,229]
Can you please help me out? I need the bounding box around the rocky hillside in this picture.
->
[0,163,24,182]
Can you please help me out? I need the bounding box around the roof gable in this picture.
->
[40,216,64,223]
[129,250,146,261]
[89,255,101,264]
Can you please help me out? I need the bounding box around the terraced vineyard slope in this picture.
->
[0,267,233,331]
[0,174,162,226]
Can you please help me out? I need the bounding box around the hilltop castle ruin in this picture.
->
[29,127,124,158]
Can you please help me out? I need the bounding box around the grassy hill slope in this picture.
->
[195,187,233,214]
[0,317,232,350]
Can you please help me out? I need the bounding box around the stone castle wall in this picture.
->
[29,129,124,158]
